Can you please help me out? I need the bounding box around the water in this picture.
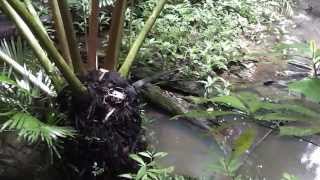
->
[146,110,222,178]
[147,110,320,179]
[145,0,320,179]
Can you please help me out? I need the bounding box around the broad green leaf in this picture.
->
[280,126,320,136]
[129,154,146,166]
[136,166,147,180]
[288,78,320,103]
[236,92,262,113]
[210,95,248,112]
[310,40,317,57]
[232,129,256,158]
[227,158,242,174]
[172,110,238,119]
[261,103,319,119]
[119,174,133,179]
[0,75,16,86]
[138,152,152,159]
[281,173,299,180]
[254,113,311,122]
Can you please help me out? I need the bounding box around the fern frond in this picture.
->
[0,112,76,156]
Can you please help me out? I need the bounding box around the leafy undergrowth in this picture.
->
[178,92,320,137]
[125,0,293,79]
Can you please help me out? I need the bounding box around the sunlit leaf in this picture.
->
[0,75,16,85]
[254,113,311,122]
[288,78,320,103]
[232,129,256,158]
[236,92,262,113]
[280,126,320,137]
[129,154,146,166]
[118,174,133,179]
[210,95,248,112]
[136,165,147,180]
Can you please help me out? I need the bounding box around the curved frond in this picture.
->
[0,112,76,155]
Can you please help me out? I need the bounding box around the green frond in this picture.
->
[0,112,76,156]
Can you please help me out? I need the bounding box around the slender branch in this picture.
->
[6,0,87,95]
[58,0,86,75]
[49,0,73,70]
[119,0,168,77]
[103,0,127,70]
[0,50,56,96]
[0,0,62,91]
[87,0,100,71]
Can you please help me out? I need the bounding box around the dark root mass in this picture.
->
[59,70,146,180]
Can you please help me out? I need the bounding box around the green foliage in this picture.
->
[210,129,256,178]
[0,38,74,156]
[288,78,320,103]
[199,76,231,97]
[281,173,299,180]
[232,129,256,158]
[125,0,293,78]
[120,151,177,180]
[280,126,320,137]
[182,92,320,136]
[1,112,75,157]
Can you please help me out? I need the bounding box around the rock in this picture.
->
[0,132,54,180]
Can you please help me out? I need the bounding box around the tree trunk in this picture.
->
[87,0,100,71]
[103,0,127,70]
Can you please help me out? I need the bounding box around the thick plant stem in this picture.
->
[0,0,62,91]
[103,0,127,70]
[49,0,73,70]
[23,0,47,36]
[0,50,56,97]
[6,0,87,95]
[119,0,168,77]
[58,0,85,75]
[87,0,100,71]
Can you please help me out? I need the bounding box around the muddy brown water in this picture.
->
[146,0,320,179]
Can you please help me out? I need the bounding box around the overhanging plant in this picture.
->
[0,0,168,178]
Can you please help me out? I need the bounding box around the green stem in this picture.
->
[0,50,56,96]
[23,0,47,36]
[58,0,85,75]
[0,0,62,91]
[49,0,73,70]
[118,0,168,77]
[6,0,87,95]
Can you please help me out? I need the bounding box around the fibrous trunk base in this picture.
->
[59,70,146,180]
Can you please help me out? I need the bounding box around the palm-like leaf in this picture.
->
[1,112,76,156]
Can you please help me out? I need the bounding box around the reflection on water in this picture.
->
[301,144,320,180]
[147,109,320,179]
[146,110,222,178]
